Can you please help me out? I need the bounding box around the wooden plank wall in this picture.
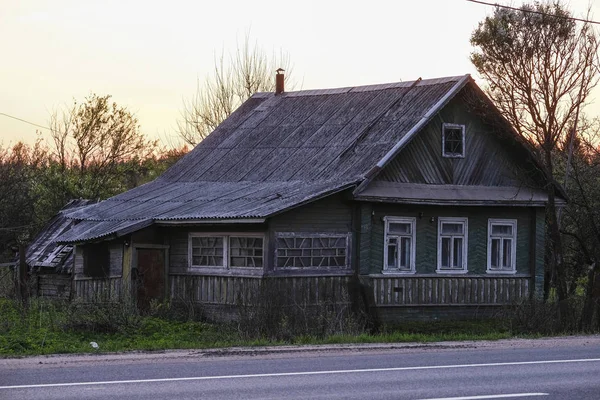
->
[169,274,351,306]
[37,274,71,299]
[74,277,122,301]
[370,276,529,306]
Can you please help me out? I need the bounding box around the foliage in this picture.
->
[0,298,233,356]
[178,33,294,145]
[48,93,159,200]
[470,1,600,306]
[0,141,48,261]
[0,94,189,260]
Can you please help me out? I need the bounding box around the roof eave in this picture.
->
[354,196,551,207]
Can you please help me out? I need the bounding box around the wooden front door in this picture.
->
[136,248,165,310]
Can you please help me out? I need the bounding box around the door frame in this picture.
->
[132,244,170,301]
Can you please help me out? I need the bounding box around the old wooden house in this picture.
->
[56,74,560,322]
[26,199,96,299]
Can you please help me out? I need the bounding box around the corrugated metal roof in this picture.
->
[26,199,97,273]
[57,75,474,244]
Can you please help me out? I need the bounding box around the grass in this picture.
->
[0,298,519,357]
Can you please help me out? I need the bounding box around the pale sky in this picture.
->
[1,0,599,148]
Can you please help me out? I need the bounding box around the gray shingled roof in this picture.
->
[57,75,471,244]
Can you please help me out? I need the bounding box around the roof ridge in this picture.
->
[252,75,468,98]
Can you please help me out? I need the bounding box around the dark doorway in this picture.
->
[135,248,166,310]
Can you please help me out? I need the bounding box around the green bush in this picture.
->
[64,297,140,334]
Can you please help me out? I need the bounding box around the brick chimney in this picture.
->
[275,68,285,94]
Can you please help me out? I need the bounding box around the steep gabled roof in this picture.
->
[57,75,472,244]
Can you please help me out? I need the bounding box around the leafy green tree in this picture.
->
[0,142,47,261]
[470,1,600,303]
[49,94,159,200]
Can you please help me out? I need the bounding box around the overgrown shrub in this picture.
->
[64,296,140,334]
[0,266,14,298]
[501,296,598,335]
[146,297,204,322]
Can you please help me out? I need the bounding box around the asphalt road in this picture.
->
[1,337,600,400]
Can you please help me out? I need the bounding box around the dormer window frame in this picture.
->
[442,123,466,158]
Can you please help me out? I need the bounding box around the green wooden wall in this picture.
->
[360,203,543,277]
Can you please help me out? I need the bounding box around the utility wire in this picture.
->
[0,112,50,130]
[466,0,600,25]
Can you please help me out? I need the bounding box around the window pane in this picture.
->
[453,238,463,268]
[442,223,463,235]
[229,237,263,268]
[389,222,411,234]
[399,237,411,269]
[444,127,463,155]
[491,238,500,268]
[191,236,224,267]
[386,238,397,268]
[492,224,513,235]
[276,235,348,269]
[441,237,451,268]
[502,239,512,269]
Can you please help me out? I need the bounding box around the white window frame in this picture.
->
[383,216,416,274]
[437,217,468,274]
[188,232,265,270]
[487,219,517,274]
[442,123,465,158]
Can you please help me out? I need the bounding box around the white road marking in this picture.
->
[1,357,599,390]
[418,393,549,400]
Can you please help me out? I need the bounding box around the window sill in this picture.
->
[435,269,468,275]
[187,267,264,276]
[381,269,416,275]
[486,269,517,275]
[270,268,353,277]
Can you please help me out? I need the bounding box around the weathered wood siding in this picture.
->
[365,204,536,275]
[268,192,354,273]
[36,274,71,299]
[168,230,188,274]
[369,275,529,306]
[377,95,536,187]
[74,277,122,301]
[73,243,123,278]
[169,274,351,305]
[73,245,83,277]
[534,207,545,296]
[269,192,353,233]
[108,243,123,276]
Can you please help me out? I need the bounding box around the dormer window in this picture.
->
[442,123,465,158]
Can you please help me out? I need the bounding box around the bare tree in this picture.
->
[470,1,600,303]
[178,34,294,145]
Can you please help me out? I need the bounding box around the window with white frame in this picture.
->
[442,123,465,158]
[437,217,468,273]
[189,234,263,269]
[383,217,416,273]
[487,219,517,274]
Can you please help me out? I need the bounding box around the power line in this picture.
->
[466,0,600,25]
[0,112,50,131]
